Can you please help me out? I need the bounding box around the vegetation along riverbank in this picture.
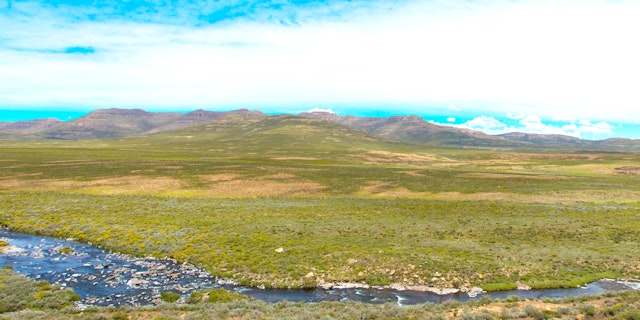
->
[2,266,640,320]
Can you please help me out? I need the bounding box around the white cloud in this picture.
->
[506,112,526,120]
[456,116,508,134]
[578,119,591,126]
[578,121,613,134]
[1,0,640,124]
[552,112,577,122]
[437,112,616,138]
[446,117,456,123]
[519,115,547,131]
[307,107,336,114]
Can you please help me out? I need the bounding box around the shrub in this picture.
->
[523,305,545,320]
[500,308,527,319]
[0,268,80,312]
[159,292,181,303]
[187,289,250,304]
[557,306,577,315]
[615,308,640,320]
[579,304,597,316]
[58,246,74,254]
[111,311,129,320]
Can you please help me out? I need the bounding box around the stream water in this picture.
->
[1,228,638,307]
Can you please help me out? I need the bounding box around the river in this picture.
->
[1,228,638,307]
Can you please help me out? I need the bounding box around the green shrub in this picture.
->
[0,268,80,312]
[482,283,517,292]
[557,306,577,315]
[615,308,640,320]
[57,246,74,254]
[159,291,181,303]
[500,308,527,319]
[186,289,250,304]
[523,305,545,320]
[579,304,597,316]
[111,311,129,320]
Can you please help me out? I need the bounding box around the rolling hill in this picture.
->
[298,111,522,147]
[1,108,639,151]
[0,108,264,140]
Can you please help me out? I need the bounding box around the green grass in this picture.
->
[0,115,639,291]
[0,267,80,313]
[159,292,181,303]
[186,289,252,304]
[1,192,639,289]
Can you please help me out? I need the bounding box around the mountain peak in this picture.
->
[88,108,150,117]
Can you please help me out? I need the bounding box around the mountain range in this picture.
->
[1,108,638,151]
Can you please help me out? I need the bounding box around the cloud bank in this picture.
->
[436,113,615,139]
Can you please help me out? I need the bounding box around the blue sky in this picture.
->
[1,0,639,140]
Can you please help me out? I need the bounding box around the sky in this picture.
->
[1,0,639,140]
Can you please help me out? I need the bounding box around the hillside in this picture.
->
[1,108,639,151]
[0,108,264,140]
[299,111,523,147]
[299,111,640,150]
[0,118,63,140]
[119,114,426,164]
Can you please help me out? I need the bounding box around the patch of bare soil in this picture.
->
[457,172,566,180]
[357,181,393,194]
[615,166,640,175]
[38,161,105,167]
[492,153,602,161]
[155,165,184,169]
[431,190,640,203]
[202,179,325,197]
[0,176,185,194]
[355,187,640,203]
[397,171,427,177]
[360,150,437,163]
[262,173,298,179]
[271,157,318,161]
[199,173,244,181]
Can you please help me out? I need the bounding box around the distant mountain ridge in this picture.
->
[1,108,638,151]
[0,108,264,140]
[298,111,520,148]
[298,111,640,150]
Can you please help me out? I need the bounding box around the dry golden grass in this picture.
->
[359,150,438,163]
[456,172,567,180]
[199,173,244,181]
[353,186,640,203]
[200,179,326,197]
[270,157,318,161]
[262,173,298,179]
[0,176,186,195]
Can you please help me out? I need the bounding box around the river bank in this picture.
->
[2,228,639,308]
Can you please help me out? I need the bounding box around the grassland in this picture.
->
[1,115,639,293]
